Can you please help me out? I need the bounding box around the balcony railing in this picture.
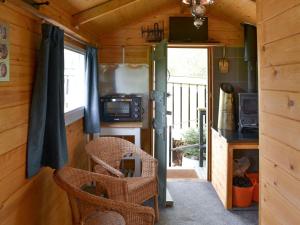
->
[167,82,207,129]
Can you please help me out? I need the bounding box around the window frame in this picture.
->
[63,44,86,126]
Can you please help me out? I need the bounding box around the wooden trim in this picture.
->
[207,47,214,181]
[64,107,84,126]
[148,46,154,156]
[227,142,259,209]
[72,0,139,26]
[101,122,143,128]
[168,43,225,48]
[4,0,97,46]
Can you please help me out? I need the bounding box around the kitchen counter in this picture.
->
[211,127,259,209]
[212,127,258,143]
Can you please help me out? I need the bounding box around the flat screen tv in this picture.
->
[169,17,208,43]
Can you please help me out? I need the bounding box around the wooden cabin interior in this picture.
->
[0,0,299,224]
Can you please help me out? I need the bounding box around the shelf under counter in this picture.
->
[211,127,259,209]
[100,122,143,148]
[101,122,143,128]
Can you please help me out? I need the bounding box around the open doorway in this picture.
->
[166,47,208,180]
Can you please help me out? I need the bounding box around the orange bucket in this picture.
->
[233,185,254,207]
[246,173,259,202]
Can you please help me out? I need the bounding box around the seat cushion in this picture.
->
[126,177,157,204]
[84,211,125,225]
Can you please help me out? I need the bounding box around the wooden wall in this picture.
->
[257,0,300,224]
[98,4,244,64]
[0,3,88,225]
[98,5,244,154]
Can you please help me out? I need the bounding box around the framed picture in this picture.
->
[0,22,9,82]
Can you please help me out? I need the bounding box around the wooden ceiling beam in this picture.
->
[72,0,139,26]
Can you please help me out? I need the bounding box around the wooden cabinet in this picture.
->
[211,128,259,209]
[211,129,229,207]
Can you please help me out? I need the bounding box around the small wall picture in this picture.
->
[0,22,9,81]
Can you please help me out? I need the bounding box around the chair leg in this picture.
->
[154,195,159,222]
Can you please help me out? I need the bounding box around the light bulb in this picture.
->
[191,4,206,17]
[194,18,204,29]
[182,0,191,4]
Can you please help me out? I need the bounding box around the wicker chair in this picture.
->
[53,166,155,225]
[85,137,159,221]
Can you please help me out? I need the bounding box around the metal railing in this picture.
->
[167,82,207,129]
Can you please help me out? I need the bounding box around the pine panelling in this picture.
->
[10,45,37,67]
[262,4,300,44]
[0,120,86,225]
[260,0,300,21]
[0,2,88,225]
[0,169,72,225]
[99,5,244,64]
[261,112,300,150]
[261,158,300,209]
[261,64,300,92]
[0,145,26,181]
[0,89,31,109]
[0,104,29,133]
[0,124,28,156]
[261,181,300,225]
[260,136,300,180]
[258,0,300,223]
[261,34,300,67]
[0,165,28,205]
[261,90,300,121]
[0,65,35,88]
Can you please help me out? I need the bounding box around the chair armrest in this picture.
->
[90,154,124,178]
[91,171,129,202]
[141,155,158,178]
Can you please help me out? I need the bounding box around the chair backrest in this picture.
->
[85,137,157,177]
[53,167,109,224]
[85,137,141,168]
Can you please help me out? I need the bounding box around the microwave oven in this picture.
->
[100,95,142,122]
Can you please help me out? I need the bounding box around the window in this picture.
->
[64,48,85,112]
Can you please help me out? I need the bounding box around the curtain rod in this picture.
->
[5,0,97,48]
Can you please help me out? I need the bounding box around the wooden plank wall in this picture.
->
[257,0,300,224]
[98,4,244,64]
[98,5,244,154]
[0,3,88,225]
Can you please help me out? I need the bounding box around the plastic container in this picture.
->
[232,185,254,207]
[246,173,259,202]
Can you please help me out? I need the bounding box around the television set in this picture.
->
[169,17,208,43]
[238,93,258,132]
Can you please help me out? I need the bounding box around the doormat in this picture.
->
[167,169,199,179]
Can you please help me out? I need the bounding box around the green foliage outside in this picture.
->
[182,128,200,159]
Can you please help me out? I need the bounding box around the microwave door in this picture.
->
[104,101,131,118]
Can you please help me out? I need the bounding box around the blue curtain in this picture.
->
[84,46,100,134]
[27,24,67,178]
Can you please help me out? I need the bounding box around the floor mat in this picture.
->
[167,169,199,179]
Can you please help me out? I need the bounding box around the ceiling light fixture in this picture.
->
[182,0,215,29]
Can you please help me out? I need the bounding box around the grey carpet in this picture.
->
[157,181,258,225]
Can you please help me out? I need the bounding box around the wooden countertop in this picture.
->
[101,122,143,128]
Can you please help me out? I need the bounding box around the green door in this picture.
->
[153,40,168,206]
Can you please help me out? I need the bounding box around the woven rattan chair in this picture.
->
[53,166,155,225]
[85,137,159,221]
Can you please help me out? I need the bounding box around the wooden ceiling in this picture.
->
[60,0,256,36]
